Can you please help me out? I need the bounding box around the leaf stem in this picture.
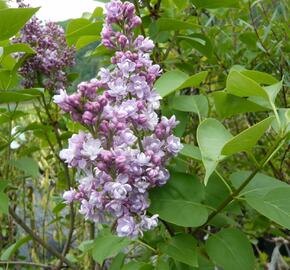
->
[194,135,286,232]
[136,239,157,253]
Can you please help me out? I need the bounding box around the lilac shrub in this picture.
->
[54,0,183,237]
[13,15,75,91]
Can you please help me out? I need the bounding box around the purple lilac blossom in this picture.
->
[54,0,183,238]
[13,9,75,91]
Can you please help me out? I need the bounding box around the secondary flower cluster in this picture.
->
[54,0,183,237]
[13,13,75,91]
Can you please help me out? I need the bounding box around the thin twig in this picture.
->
[8,207,77,270]
[0,260,55,269]
[193,135,286,233]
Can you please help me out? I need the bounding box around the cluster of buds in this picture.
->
[13,13,75,91]
[54,0,183,237]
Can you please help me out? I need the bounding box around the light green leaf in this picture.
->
[241,70,278,85]
[197,119,232,184]
[0,192,9,214]
[230,171,288,198]
[226,70,282,106]
[212,91,269,118]
[75,35,100,50]
[263,81,283,104]
[172,94,208,119]
[90,7,104,20]
[66,18,102,46]
[0,236,31,260]
[149,172,208,227]
[159,234,198,267]
[179,144,202,161]
[191,0,240,8]
[0,89,42,103]
[245,187,290,229]
[205,228,255,270]
[11,157,39,177]
[221,116,274,155]
[226,70,268,99]
[92,233,130,265]
[3,43,35,56]
[154,70,188,97]
[0,8,39,41]
[91,44,113,57]
[155,71,207,97]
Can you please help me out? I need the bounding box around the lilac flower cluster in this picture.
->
[13,14,75,91]
[55,0,183,238]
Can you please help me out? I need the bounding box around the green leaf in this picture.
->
[0,236,31,260]
[92,233,130,265]
[122,261,153,270]
[109,253,126,270]
[221,116,274,155]
[78,240,94,253]
[91,44,113,57]
[90,7,104,20]
[0,110,27,124]
[212,91,269,118]
[155,70,188,97]
[178,34,213,58]
[264,81,283,104]
[197,119,232,184]
[245,187,290,229]
[226,70,268,99]
[179,144,202,161]
[204,173,230,208]
[75,35,100,50]
[0,192,9,214]
[241,70,278,85]
[156,18,201,32]
[171,94,208,119]
[149,172,208,227]
[11,157,39,177]
[52,202,66,215]
[205,228,255,270]
[230,171,288,198]
[191,0,240,8]
[0,180,8,192]
[226,70,282,106]
[0,8,39,41]
[3,43,35,56]
[0,91,38,103]
[155,71,207,97]
[159,234,198,267]
[66,18,102,46]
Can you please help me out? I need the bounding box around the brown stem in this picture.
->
[8,207,77,270]
[193,136,285,233]
[0,260,56,269]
